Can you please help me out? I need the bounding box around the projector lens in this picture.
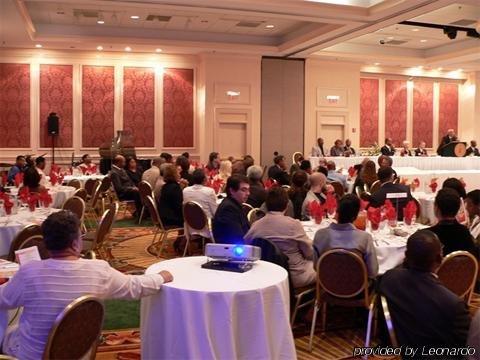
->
[233,246,244,256]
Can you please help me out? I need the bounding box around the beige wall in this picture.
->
[458,72,480,144]
[304,59,361,156]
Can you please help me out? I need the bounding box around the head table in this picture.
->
[141,256,296,360]
[302,219,426,275]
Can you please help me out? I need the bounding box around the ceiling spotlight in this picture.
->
[387,36,394,40]
[374,62,380,66]
[35,44,42,48]
[125,46,132,52]
[457,68,463,72]
[412,28,419,32]
[130,15,140,20]
[155,48,162,53]
[97,13,105,24]
[96,45,103,51]
[265,24,275,29]
[420,39,427,42]
[443,27,457,39]
[437,67,443,71]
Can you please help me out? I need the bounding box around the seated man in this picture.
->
[110,155,141,215]
[427,188,476,256]
[379,229,470,349]
[466,140,480,157]
[78,154,97,174]
[212,175,250,244]
[380,138,395,156]
[267,153,290,186]
[245,187,316,288]
[183,168,218,222]
[326,160,347,189]
[370,166,413,220]
[330,139,345,157]
[343,139,355,156]
[400,140,412,156]
[301,172,327,219]
[414,141,428,157]
[311,137,326,157]
[35,156,48,187]
[7,155,26,184]
[313,194,378,278]
[246,165,267,208]
[0,210,172,359]
[141,157,165,198]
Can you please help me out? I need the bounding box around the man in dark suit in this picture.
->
[380,138,395,156]
[379,229,470,351]
[437,129,457,155]
[110,155,141,215]
[267,153,290,186]
[466,140,480,156]
[370,166,412,220]
[427,188,476,256]
[414,141,428,156]
[212,175,250,244]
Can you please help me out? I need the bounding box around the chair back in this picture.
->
[437,251,478,303]
[8,224,42,262]
[67,179,81,189]
[84,178,99,197]
[144,195,164,230]
[138,180,153,203]
[292,152,303,164]
[392,177,400,184]
[43,295,104,360]
[183,201,208,231]
[281,185,291,190]
[247,208,266,225]
[97,176,112,193]
[242,203,254,217]
[330,181,344,198]
[73,188,88,201]
[317,249,368,299]
[91,202,118,250]
[379,295,399,347]
[369,180,381,194]
[18,235,50,260]
[62,196,86,223]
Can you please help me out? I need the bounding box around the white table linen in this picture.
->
[6,186,76,209]
[302,219,426,274]
[0,208,60,256]
[141,256,296,360]
[63,174,105,187]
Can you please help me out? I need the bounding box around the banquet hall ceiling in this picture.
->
[0,0,478,70]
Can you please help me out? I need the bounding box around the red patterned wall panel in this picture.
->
[360,78,379,148]
[439,83,458,142]
[412,81,433,148]
[123,67,155,147]
[385,80,407,147]
[82,66,115,147]
[0,64,30,148]
[163,68,194,147]
[40,64,73,148]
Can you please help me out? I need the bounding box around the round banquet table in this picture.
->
[141,256,296,360]
[63,174,105,187]
[302,219,426,275]
[0,207,60,256]
[6,185,76,209]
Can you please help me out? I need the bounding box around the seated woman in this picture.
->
[125,157,142,186]
[157,165,184,227]
[244,187,316,288]
[301,172,328,219]
[20,167,46,194]
[288,170,309,220]
[465,190,480,246]
[216,160,232,183]
[352,160,377,193]
[175,155,193,186]
[442,178,468,225]
[78,154,98,175]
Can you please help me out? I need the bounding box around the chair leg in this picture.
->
[365,304,375,348]
[308,302,320,352]
[157,233,167,258]
[138,206,145,225]
[321,302,327,332]
[291,295,302,325]
[151,228,159,246]
[183,236,190,257]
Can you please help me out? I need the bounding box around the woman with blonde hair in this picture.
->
[216,160,232,182]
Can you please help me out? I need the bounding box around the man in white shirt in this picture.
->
[142,157,165,198]
[311,137,326,157]
[0,210,173,360]
[35,156,48,187]
[326,160,347,190]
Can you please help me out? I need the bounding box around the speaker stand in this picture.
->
[51,135,56,164]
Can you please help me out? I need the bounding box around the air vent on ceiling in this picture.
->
[146,15,172,22]
[73,9,99,18]
[236,21,263,28]
[385,39,409,45]
[449,19,476,26]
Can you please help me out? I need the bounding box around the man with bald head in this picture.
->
[379,229,470,350]
[110,155,142,216]
[437,128,458,155]
[311,137,326,157]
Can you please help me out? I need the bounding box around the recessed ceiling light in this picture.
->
[35,44,42,48]
[265,24,275,29]
[97,19,105,24]
[412,28,420,32]
[420,39,427,43]
[125,46,132,52]
[457,68,463,72]
[417,65,423,69]
[96,45,103,51]
[374,62,380,66]
[155,48,162,53]
[130,15,140,20]
[387,36,394,40]
[437,67,443,71]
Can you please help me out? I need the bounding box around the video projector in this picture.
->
[202,244,262,273]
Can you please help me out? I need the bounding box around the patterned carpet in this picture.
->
[101,226,480,360]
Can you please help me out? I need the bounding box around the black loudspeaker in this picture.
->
[47,112,59,135]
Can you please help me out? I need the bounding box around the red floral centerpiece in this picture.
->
[308,201,324,224]
[367,206,382,231]
[403,200,418,225]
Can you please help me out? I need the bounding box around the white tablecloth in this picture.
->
[302,219,426,274]
[141,256,296,360]
[310,155,480,171]
[6,186,76,209]
[0,208,60,256]
[63,174,105,187]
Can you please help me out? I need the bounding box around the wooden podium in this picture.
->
[438,141,467,157]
